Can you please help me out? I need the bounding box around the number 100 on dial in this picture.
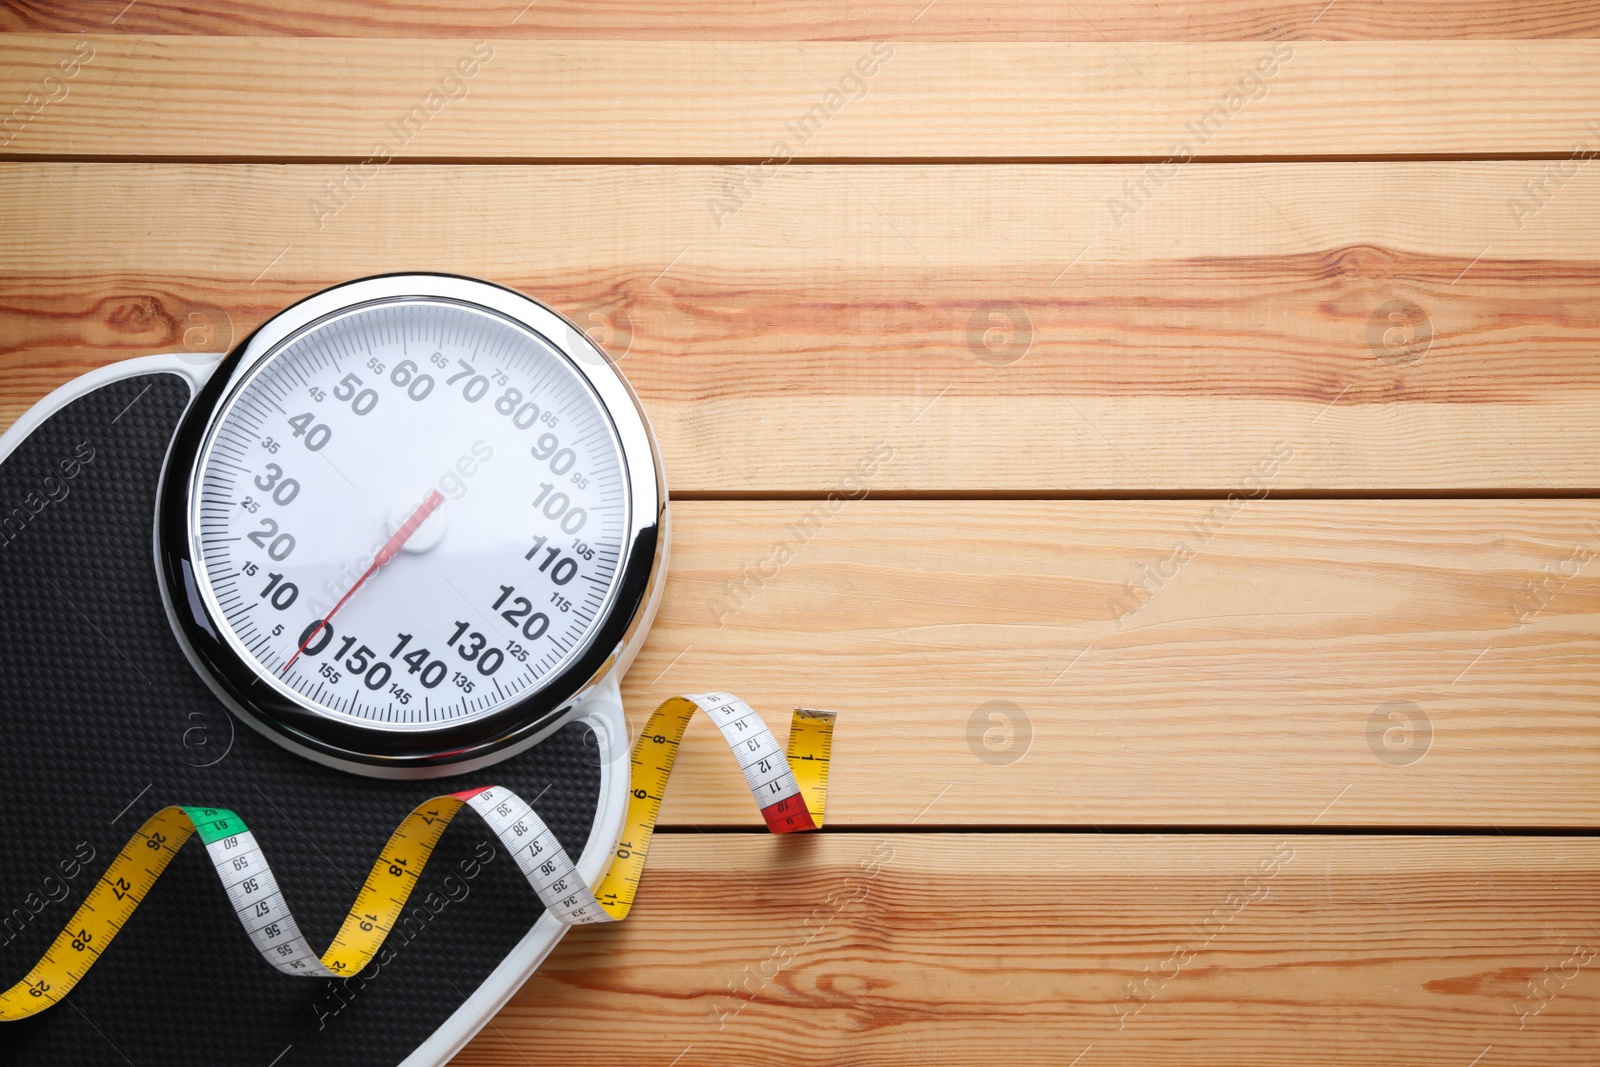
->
[158,276,666,776]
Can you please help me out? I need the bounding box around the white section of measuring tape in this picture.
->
[463,787,609,925]
[197,827,338,977]
[687,691,806,818]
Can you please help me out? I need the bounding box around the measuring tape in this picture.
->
[0,693,835,1020]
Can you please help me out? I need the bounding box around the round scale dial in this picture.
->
[192,300,627,726]
[158,276,665,776]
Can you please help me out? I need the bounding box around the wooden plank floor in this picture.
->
[6,163,1600,492]
[4,3,1599,1064]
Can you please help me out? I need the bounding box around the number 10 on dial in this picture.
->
[157,274,667,777]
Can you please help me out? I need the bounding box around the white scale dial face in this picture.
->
[189,299,629,730]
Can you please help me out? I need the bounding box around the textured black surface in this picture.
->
[0,373,601,1066]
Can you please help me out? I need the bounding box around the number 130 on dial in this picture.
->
[157,274,667,777]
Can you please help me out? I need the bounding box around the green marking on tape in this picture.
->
[181,807,244,845]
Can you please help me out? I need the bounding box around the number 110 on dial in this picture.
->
[186,296,631,729]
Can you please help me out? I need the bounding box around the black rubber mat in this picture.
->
[0,373,601,1066]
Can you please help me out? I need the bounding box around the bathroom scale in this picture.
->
[0,274,674,1065]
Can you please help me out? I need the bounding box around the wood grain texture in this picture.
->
[2,9,1597,1060]
[3,163,1599,493]
[3,36,1600,159]
[453,834,1600,1066]
[625,500,1600,829]
[6,0,1600,40]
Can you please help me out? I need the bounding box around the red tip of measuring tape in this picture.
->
[451,786,493,801]
[759,796,818,834]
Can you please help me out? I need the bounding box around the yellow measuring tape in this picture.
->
[0,692,834,1021]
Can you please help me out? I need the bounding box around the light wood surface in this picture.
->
[3,163,1599,493]
[3,6,1598,1064]
[458,834,1600,1066]
[6,1,1600,41]
[3,36,1600,160]
[631,499,1600,829]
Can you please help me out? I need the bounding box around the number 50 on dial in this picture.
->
[157,274,668,777]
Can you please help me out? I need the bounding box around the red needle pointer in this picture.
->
[282,489,446,674]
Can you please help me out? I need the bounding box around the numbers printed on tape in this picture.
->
[0,694,834,1019]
